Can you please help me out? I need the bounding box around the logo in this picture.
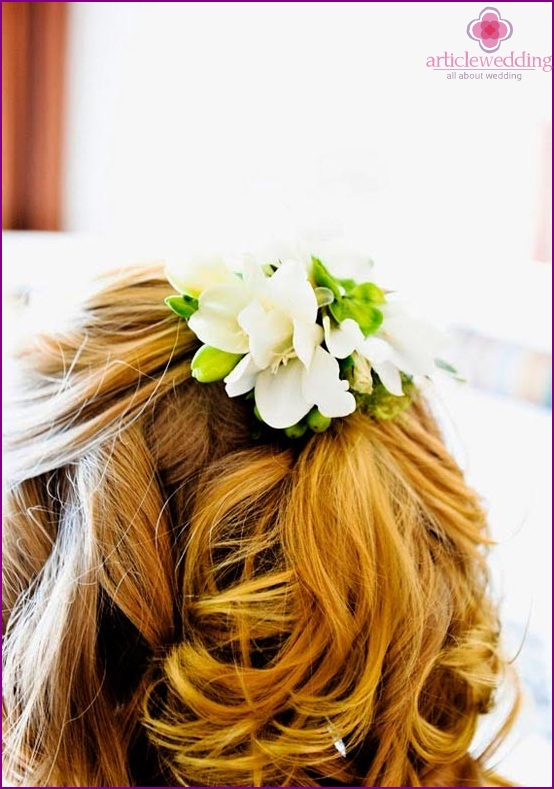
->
[426,5,551,79]
[467,7,513,53]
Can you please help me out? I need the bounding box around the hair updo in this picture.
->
[3,266,518,787]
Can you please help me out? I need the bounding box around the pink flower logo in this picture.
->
[467,7,513,53]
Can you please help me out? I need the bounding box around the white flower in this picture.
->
[227,349,355,429]
[224,353,260,397]
[253,347,355,429]
[177,257,348,427]
[323,316,363,359]
[221,260,355,428]
[323,302,445,397]
[181,260,264,355]
[377,302,445,376]
[166,255,252,353]
[167,249,447,431]
[166,255,237,297]
[178,258,325,363]
[240,260,323,367]
[188,282,253,354]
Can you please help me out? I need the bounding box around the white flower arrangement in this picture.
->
[165,250,452,436]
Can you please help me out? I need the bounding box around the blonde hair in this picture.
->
[3,266,518,787]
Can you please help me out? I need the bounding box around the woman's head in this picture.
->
[3,266,517,786]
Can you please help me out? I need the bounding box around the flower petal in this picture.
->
[357,335,393,365]
[188,283,251,353]
[372,360,403,396]
[255,361,312,429]
[380,303,446,376]
[188,312,249,354]
[166,256,236,297]
[357,335,404,395]
[197,283,252,318]
[239,302,293,369]
[265,261,318,323]
[224,353,259,397]
[239,256,268,289]
[302,347,356,418]
[293,320,324,368]
[323,316,363,359]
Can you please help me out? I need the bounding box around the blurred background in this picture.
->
[2,2,552,785]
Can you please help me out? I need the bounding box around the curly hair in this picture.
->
[2,266,518,786]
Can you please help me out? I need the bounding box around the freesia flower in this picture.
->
[377,302,446,377]
[227,349,357,429]
[166,247,454,433]
[323,302,445,397]
[252,347,356,429]
[177,258,325,361]
[166,255,252,353]
[222,261,355,428]
[238,260,323,370]
[166,255,237,297]
[188,282,253,354]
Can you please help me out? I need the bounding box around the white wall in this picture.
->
[62,3,551,346]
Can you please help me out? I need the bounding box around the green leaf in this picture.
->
[191,345,243,383]
[165,294,199,320]
[311,256,341,298]
[329,299,383,336]
[336,277,357,293]
[313,257,385,335]
[348,282,385,305]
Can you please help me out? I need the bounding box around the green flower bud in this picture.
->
[284,422,308,439]
[253,405,263,421]
[347,352,373,395]
[165,294,199,319]
[191,345,243,383]
[306,408,332,433]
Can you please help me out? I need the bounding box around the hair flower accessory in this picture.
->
[165,252,455,435]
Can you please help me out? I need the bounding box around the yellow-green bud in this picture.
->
[191,345,243,383]
[347,351,373,395]
[306,408,332,433]
[284,422,308,439]
[165,294,198,320]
